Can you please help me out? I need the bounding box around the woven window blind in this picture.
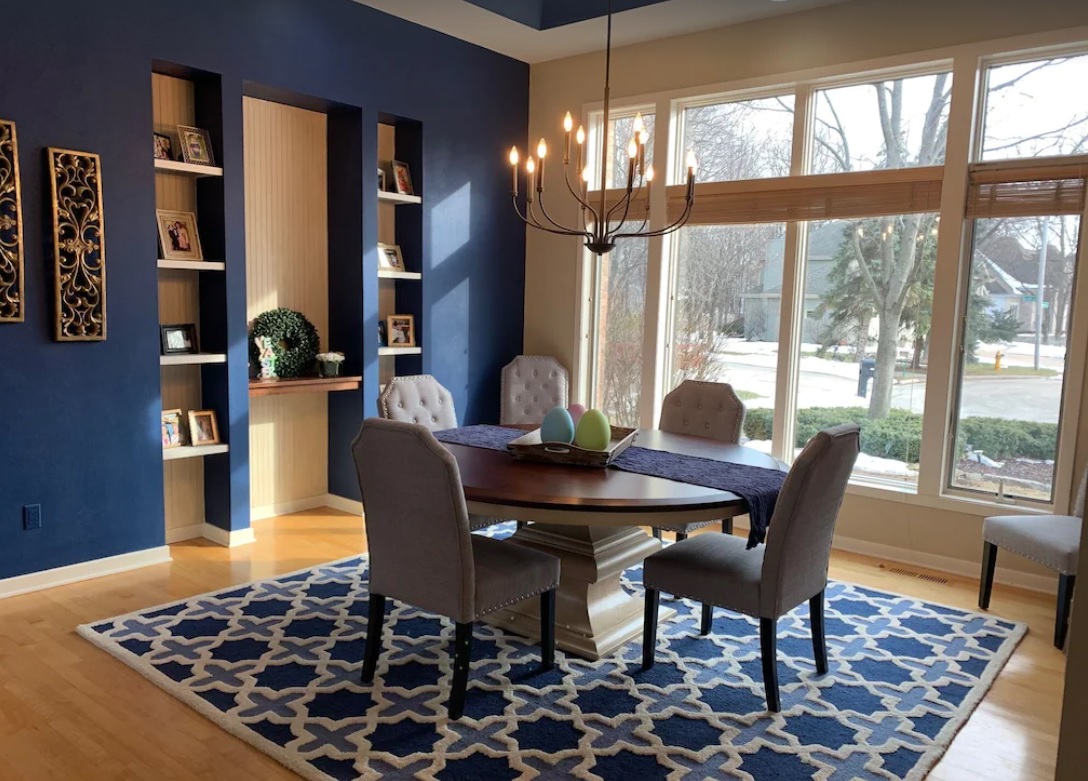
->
[966,157,1088,218]
[665,167,944,225]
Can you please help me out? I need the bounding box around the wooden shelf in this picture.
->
[378,269,422,281]
[379,346,422,356]
[163,444,229,462]
[378,191,421,205]
[158,259,226,271]
[160,353,227,366]
[154,159,224,178]
[249,376,362,398]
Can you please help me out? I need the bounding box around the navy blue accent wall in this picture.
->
[0,0,528,578]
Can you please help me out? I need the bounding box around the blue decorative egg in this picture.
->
[540,406,575,444]
[574,408,611,451]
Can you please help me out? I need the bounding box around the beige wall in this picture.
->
[525,0,1088,583]
[243,98,330,516]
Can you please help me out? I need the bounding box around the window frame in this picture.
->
[575,30,1088,517]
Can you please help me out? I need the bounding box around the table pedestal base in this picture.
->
[483,523,673,661]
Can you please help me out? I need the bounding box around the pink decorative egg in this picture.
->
[567,403,587,424]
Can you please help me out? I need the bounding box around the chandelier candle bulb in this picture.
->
[563,112,574,162]
[576,125,585,173]
[526,156,536,201]
[536,139,547,192]
[509,146,519,196]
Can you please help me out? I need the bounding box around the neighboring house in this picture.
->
[973,248,1034,325]
[742,222,846,343]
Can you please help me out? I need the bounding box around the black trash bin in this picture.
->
[857,358,876,398]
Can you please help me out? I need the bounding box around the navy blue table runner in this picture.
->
[433,425,786,548]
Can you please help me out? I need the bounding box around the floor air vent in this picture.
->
[879,564,950,585]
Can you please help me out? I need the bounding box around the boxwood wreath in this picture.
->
[249,308,320,378]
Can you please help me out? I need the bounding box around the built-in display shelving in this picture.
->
[249,376,363,398]
[163,444,230,462]
[158,259,226,271]
[378,269,421,281]
[379,346,422,357]
[154,159,224,178]
[160,353,228,366]
[377,190,421,205]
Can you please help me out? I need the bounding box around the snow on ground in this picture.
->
[746,440,915,478]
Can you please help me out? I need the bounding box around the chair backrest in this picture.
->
[659,380,747,444]
[351,418,476,623]
[501,355,569,425]
[378,375,457,431]
[760,424,860,618]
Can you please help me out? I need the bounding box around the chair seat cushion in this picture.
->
[984,514,1081,575]
[643,533,764,617]
[472,536,560,618]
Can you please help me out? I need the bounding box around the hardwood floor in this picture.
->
[0,508,1066,780]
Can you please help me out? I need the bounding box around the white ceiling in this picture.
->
[354,0,852,64]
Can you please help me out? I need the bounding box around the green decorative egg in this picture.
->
[540,406,575,444]
[574,408,611,451]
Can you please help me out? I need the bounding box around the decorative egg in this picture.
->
[567,403,587,424]
[574,408,611,451]
[540,406,575,444]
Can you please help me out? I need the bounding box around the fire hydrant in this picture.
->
[995,350,1003,371]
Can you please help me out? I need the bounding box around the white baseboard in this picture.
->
[0,546,172,600]
[323,494,363,515]
[165,524,205,544]
[201,524,256,548]
[251,495,330,522]
[832,535,1058,595]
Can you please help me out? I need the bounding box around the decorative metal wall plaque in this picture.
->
[49,147,106,341]
[0,120,24,322]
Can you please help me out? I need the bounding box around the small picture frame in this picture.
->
[377,167,387,192]
[392,160,414,196]
[377,243,404,271]
[161,409,184,449]
[386,314,416,347]
[177,125,216,167]
[188,410,220,446]
[156,209,204,261]
[377,320,387,346]
[160,323,199,355]
[153,132,174,161]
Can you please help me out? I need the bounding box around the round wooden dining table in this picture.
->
[442,428,786,660]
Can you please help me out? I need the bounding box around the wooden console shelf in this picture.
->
[249,376,363,398]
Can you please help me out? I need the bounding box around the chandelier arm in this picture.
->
[514,197,589,237]
[533,192,594,242]
[604,181,641,236]
[614,198,692,239]
[562,163,596,213]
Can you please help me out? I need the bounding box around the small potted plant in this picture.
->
[316,352,345,378]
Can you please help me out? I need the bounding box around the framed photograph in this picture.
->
[377,167,387,192]
[377,320,387,346]
[177,125,216,167]
[188,410,221,446]
[156,209,203,262]
[392,160,415,196]
[377,243,404,271]
[160,323,198,355]
[386,314,416,347]
[153,132,174,161]
[161,409,184,449]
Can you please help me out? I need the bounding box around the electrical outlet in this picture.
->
[23,504,42,531]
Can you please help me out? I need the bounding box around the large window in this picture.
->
[794,216,938,485]
[669,224,786,447]
[591,109,656,190]
[950,218,1080,501]
[682,95,794,181]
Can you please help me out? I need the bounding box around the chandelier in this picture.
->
[507,0,696,256]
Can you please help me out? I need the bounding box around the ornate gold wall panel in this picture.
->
[48,148,106,341]
[0,120,24,322]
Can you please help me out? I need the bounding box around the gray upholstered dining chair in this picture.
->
[377,375,501,531]
[980,469,1085,649]
[652,380,748,542]
[501,355,569,425]
[641,424,860,712]
[352,418,560,719]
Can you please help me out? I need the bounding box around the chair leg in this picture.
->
[979,541,998,610]
[675,531,688,542]
[361,593,387,684]
[760,617,781,713]
[540,589,556,671]
[449,621,473,720]
[516,521,527,531]
[1056,574,1076,650]
[722,518,734,535]
[652,528,662,541]
[642,587,660,670]
[810,590,828,675]
[700,603,713,636]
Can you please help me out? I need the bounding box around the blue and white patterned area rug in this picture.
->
[79,523,1024,781]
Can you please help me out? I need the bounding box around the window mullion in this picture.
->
[917,54,981,499]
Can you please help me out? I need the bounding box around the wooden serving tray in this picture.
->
[506,426,638,468]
